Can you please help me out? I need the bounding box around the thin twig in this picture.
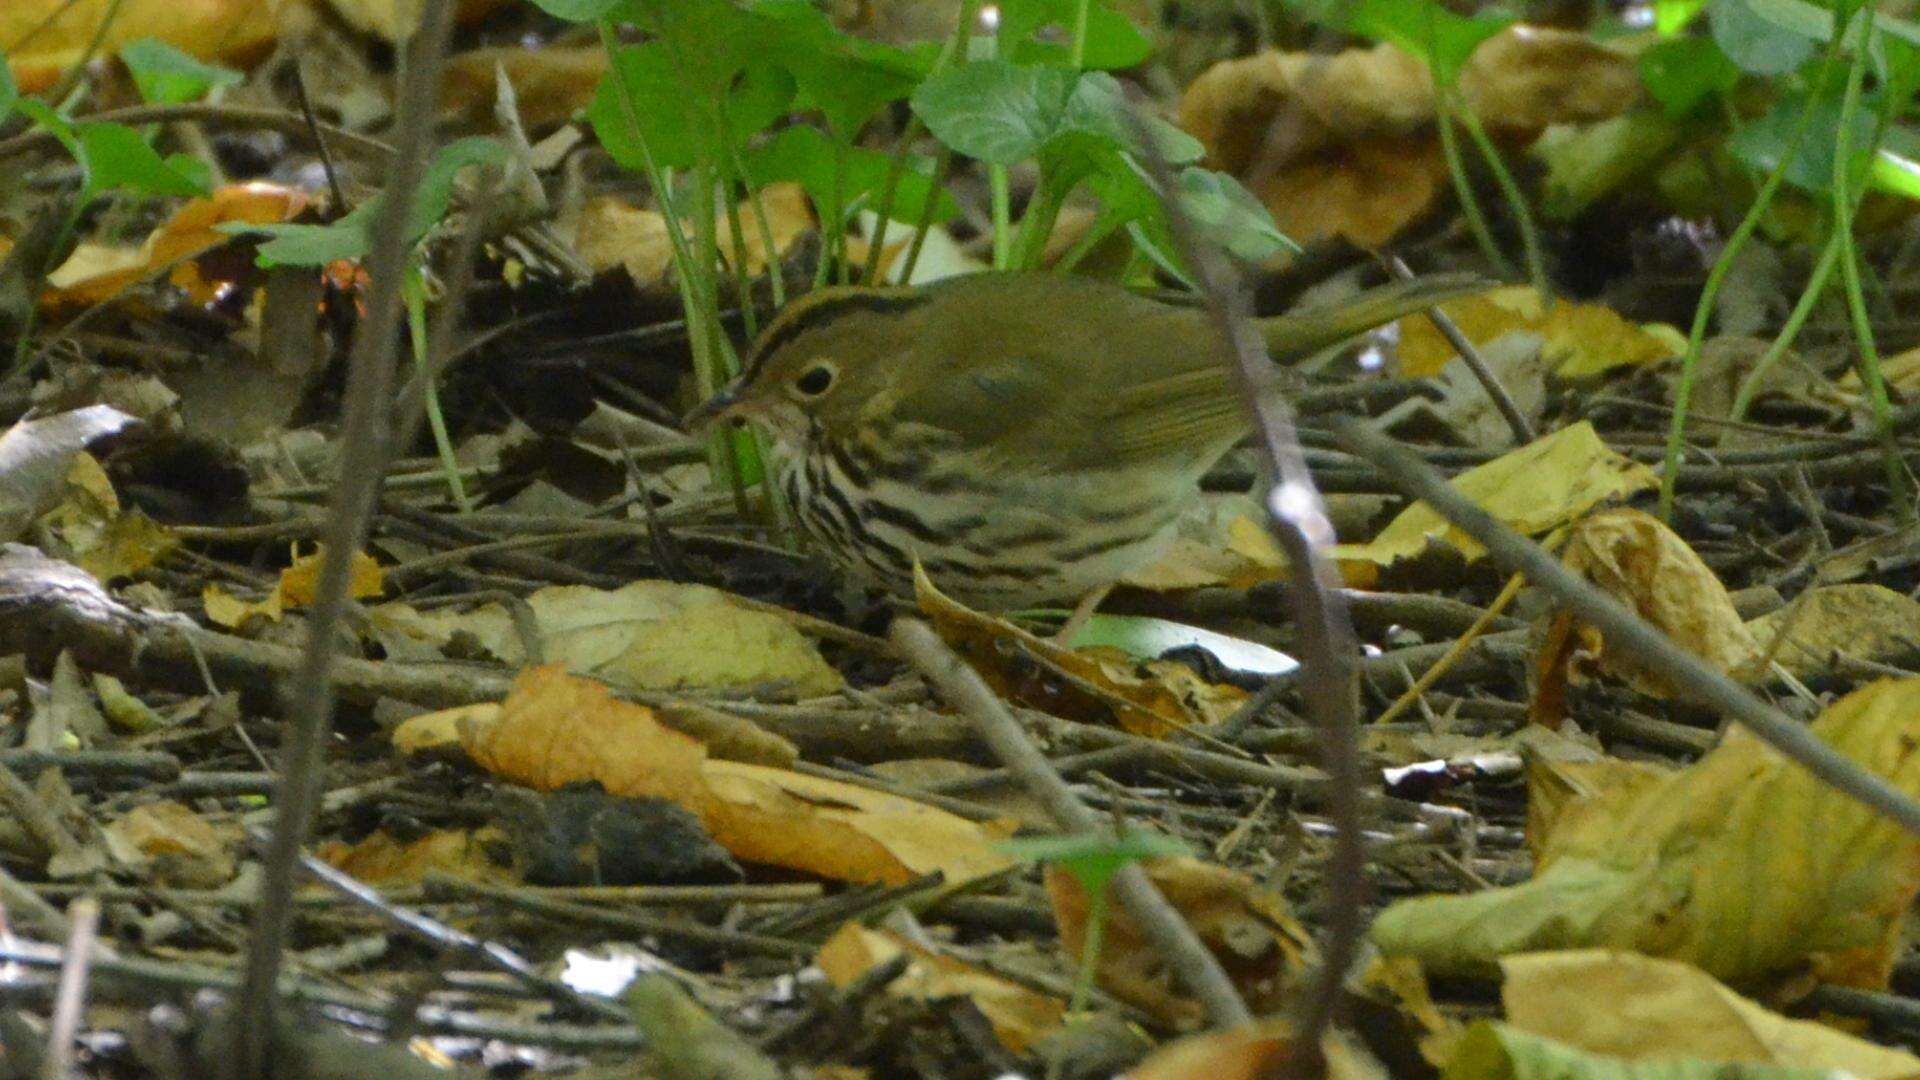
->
[40,897,99,1080]
[292,850,629,1022]
[1383,253,1533,444]
[0,103,394,162]
[1128,111,1366,1062]
[891,619,1254,1028]
[288,64,349,212]
[230,5,457,1075]
[1332,415,1920,836]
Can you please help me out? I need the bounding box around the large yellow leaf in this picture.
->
[1373,678,1920,987]
[1395,286,1682,379]
[1334,422,1657,566]
[1494,951,1920,1077]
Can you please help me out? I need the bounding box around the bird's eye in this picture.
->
[793,363,836,397]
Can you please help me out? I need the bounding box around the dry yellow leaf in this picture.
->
[917,566,1246,737]
[2,0,276,92]
[1395,286,1682,379]
[316,826,513,888]
[371,580,841,696]
[1047,857,1313,1030]
[1540,508,1760,704]
[1374,678,1920,987]
[206,544,386,627]
[1501,951,1920,1077]
[701,760,1017,887]
[1748,584,1920,678]
[816,924,1065,1053]
[576,183,814,291]
[1334,422,1657,567]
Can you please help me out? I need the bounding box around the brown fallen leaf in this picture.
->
[575,183,815,292]
[917,566,1246,738]
[816,923,1066,1053]
[1179,27,1639,250]
[1374,677,1920,988]
[441,44,606,128]
[1127,1022,1382,1080]
[42,183,310,311]
[1047,857,1313,1030]
[1533,508,1760,722]
[397,666,1016,887]
[317,826,514,888]
[102,800,238,888]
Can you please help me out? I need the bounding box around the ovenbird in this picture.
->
[688,270,1481,607]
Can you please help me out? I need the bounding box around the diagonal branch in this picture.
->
[1333,414,1920,836]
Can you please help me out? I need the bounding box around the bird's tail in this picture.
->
[1259,272,1489,364]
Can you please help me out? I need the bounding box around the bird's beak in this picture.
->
[684,384,746,433]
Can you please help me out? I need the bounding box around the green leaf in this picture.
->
[751,0,930,134]
[1060,613,1298,675]
[0,56,18,124]
[77,122,211,197]
[1638,36,1740,117]
[118,39,241,104]
[590,42,794,171]
[744,125,956,225]
[1710,0,1818,75]
[1291,0,1510,80]
[997,0,1152,70]
[13,99,76,160]
[998,830,1192,893]
[524,0,627,20]
[1169,167,1299,262]
[224,136,507,266]
[1654,0,1710,34]
[913,62,1198,173]
[1726,86,1871,194]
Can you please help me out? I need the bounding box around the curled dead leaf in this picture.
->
[1047,857,1313,1030]
[1375,677,1920,987]
[1179,27,1638,250]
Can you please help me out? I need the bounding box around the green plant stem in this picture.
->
[859,115,927,285]
[990,165,1013,269]
[595,23,748,506]
[1730,226,1842,420]
[868,0,980,286]
[1435,97,1512,279]
[1070,886,1108,1015]
[1008,180,1064,269]
[402,267,472,513]
[1054,208,1122,272]
[1657,39,1841,520]
[1831,6,1913,519]
[1453,92,1548,296]
[899,144,955,284]
[1071,0,1092,68]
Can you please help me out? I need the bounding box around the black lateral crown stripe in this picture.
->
[744,289,926,377]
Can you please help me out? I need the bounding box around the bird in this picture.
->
[687,270,1482,609]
